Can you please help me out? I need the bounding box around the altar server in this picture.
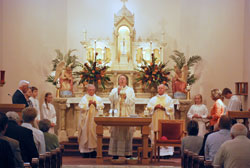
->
[108,75,135,160]
[147,84,175,156]
[78,84,104,158]
[41,92,57,133]
[187,94,209,137]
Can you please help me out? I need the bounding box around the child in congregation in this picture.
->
[30,87,41,121]
[187,94,208,137]
[25,87,33,107]
[41,92,57,133]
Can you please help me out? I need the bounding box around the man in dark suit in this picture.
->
[12,80,29,107]
[5,111,39,163]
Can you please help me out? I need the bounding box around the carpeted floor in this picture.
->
[62,156,181,168]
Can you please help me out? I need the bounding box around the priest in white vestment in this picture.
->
[147,84,175,156]
[108,75,135,160]
[78,84,104,158]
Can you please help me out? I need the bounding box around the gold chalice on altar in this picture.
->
[144,107,150,117]
[98,106,104,117]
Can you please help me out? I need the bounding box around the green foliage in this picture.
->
[170,50,201,85]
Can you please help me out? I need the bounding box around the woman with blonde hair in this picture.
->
[187,94,208,136]
[41,92,56,133]
[207,89,225,130]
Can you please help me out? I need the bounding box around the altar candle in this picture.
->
[0,70,5,84]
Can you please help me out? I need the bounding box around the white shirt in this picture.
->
[227,95,242,111]
[29,97,41,120]
[41,102,57,124]
[187,104,208,119]
[21,123,46,154]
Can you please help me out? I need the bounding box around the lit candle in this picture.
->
[0,70,5,84]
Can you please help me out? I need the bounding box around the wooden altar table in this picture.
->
[94,117,152,164]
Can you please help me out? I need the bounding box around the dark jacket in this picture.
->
[5,120,39,162]
[12,89,29,107]
[0,139,15,168]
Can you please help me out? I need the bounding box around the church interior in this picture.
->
[0,0,250,167]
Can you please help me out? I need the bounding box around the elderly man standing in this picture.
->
[78,84,104,158]
[213,123,250,168]
[12,80,30,107]
[147,84,175,157]
[108,75,135,160]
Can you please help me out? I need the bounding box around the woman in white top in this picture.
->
[187,94,208,137]
[41,92,56,133]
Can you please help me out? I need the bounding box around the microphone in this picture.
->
[8,94,12,98]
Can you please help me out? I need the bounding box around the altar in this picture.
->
[51,0,193,142]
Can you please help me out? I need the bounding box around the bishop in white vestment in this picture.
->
[108,75,135,159]
[147,84,175,156]
[78,84,104,158]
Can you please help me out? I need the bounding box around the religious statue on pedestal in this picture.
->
[172,65,188,99]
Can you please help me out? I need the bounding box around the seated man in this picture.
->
[5,111,39,163]
[78,84,104,158]
[213,123,250,167]
[147,84,174,157]
[38,119,59,152]
[181,120,203,156]
[205,115,231,161]
[0,112,24,168]
[21,107,46,154]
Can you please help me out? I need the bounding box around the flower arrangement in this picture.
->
[76,53,111,89]
[170,50,201,85]
[136,53,171,89]
[46,49,81,86]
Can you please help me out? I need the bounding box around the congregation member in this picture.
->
[21,107,46,154]
[108,75,135,160]
[25,87,33,107]
[12,80,30,107]
[39,119,59,152]
[5,111,39,163]
[181,120,203,156]
[29,86,41,121]
[222,88,242,112]
[213,123,250,168]
[0,112,24,168]
[78,84,104,158]
[0,139,15,168]
[41,92,57,133]
[146,84,175,157]
[205,115,231,161]
[187,94,208,137]
[207,89,225,131]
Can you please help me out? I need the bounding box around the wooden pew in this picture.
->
[24,163,31,168]
[182,149,189,168]
[31,158,39,168]
[39,154,46,168]
[204,160,213,168]
[0,104,25,122]
[45,152,51,168]
[187,151,194,168]
[192,153,199,168]
[56,148,61,168]
[60,144,64,167]
[198,156,205,168]
[51,149,58,168]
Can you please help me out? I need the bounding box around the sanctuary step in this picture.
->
[61,136,181,157]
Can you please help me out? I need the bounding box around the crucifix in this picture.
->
[121,0,128,6]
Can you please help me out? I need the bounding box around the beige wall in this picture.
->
[0,0,248,110]
[244,0,250,109]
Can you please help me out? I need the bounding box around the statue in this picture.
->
[54,62,73,97]
[172,65,188,99]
